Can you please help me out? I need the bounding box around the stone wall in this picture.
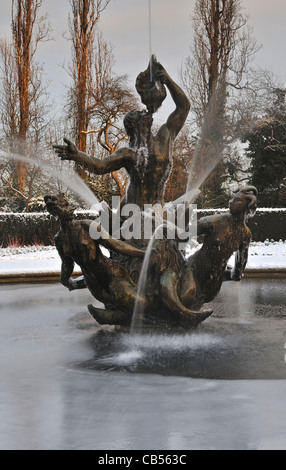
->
[0,208,285,247]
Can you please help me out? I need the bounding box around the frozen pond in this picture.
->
[0,279,286,450]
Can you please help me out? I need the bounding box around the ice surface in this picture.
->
[0,281,285,450]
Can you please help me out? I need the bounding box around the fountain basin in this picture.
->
[0,279,285,450]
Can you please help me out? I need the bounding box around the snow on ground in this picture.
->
[185,239,286,270]
[0,246,64,275]
[246,240,286,269]
[0,240,286,275]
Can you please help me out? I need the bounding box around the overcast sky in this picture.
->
[0,0,285,121]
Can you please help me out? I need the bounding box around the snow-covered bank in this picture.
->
[246,240,286,269]
[0,240,286,276]
[0,245,79,276]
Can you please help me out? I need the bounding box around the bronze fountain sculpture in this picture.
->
[46,56,258,331]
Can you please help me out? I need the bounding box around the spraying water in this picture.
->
[148,0,152,81]
[0,151,101,209]
[186,138,223,197]
[185,87,227,199]
[131,226,161,333]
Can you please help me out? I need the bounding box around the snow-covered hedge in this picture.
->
[0,211,97,247]
[0,212,58,247]
[197,208,286,243]
[0,208,285,247]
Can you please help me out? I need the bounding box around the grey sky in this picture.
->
[0,0,285,120]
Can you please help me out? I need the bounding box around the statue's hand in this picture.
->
[154,62,169,85]
[53,137,79,162]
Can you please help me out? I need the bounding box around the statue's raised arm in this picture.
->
[155,60,190,138]
[135,55,190,139]
[53,138,136,174]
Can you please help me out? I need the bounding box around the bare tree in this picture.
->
[66,11,138,197]
[83,38,139,198]
[0,0,51,210]
[0,40,19,142]
[67,1,111,154]
[11,0,50,191]
[181,0,261,207]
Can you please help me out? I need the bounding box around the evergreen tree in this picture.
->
[245,88,286,207]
